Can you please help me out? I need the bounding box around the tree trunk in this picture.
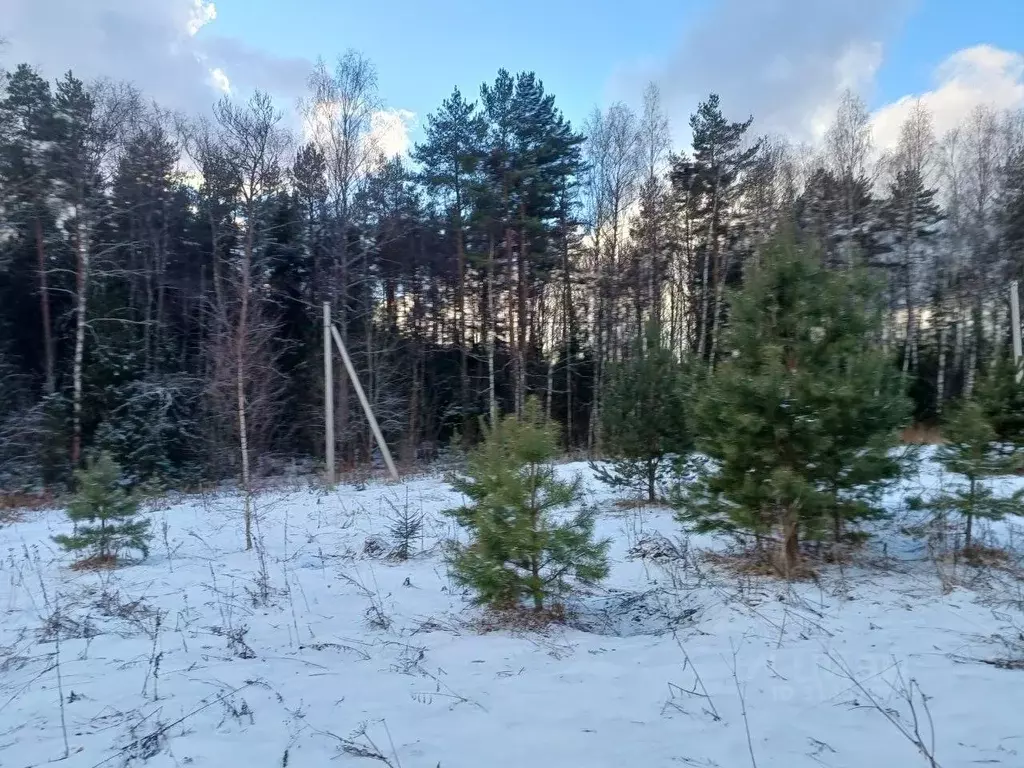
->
[936,325,947,413]
[562,231,574,449]
[456,214,469,441]
[698,170,722,367]
[531,553,544,613]
[832,491,843,546]
[902,262,915,381]
[36,218,56,396]
[545,353,554,423]
[405,353,421,465]
[238,227,253,551]
[71,220,88,469]
[696,243,712,362]
[708,251,728,373]
[516,219,529,416]
[965,309,979,398]
[487,236,498,426]
[780,508,800,579]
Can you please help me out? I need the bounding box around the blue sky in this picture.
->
[878,0,1023,101]
[202,0,1023,138]
[4,0,1023,149]
[203,0,709,126]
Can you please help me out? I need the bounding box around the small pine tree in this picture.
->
[677,233,911,577]
[53,452,151,565]
[925,400,1023,551]
[445,401,610,613]
[594,320,694,502]
[975,353,1024,451]
[385,494,424,561]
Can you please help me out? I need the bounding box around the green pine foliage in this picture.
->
[920,400,1023,551]
[445,402,609,613]
[677,233,912,577]
[53,452,152,565]
[975,353,1024,450]
[594,321,694,502]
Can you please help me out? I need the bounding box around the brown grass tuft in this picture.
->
[613,497,651,510]
[901,423,944,445]
[702,547,820,581]
[69,553,119,571]
[0,490,58,521]
[962,544,1012,567]
[472,604,567,633]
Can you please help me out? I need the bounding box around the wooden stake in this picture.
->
[1011,281,1022,385]
[324,302,335,485]
[330,324,399,481]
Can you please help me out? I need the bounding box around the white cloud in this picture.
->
[1,0,308,114]
[871,45,1024,150]
[208,66,231,95]
[619,0,914,145]
[370,108,416,160]
[302,103,416,168]
[806,42,885,139]
[187,0,217,37]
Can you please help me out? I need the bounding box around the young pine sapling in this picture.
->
[915,400,1022,553]
[53,452,152,567]
[445,401,610,614]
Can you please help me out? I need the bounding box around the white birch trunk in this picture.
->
[238,229,253,551]
[936,325,947,413]
[71,218,88,468]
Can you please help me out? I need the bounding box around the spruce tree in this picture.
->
[677,233,911,576]
[922,400,1023,552]
[53,452,151,565]
[445,401,609,613]
[594,321,693,502]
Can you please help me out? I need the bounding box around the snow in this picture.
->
[1,460,1022,768]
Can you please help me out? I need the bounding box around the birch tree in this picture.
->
[214,90,289,550]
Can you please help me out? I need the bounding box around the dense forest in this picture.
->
[1,49,1023,492]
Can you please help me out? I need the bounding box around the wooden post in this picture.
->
[330,324,399,481]
[1012,281,1022,385]
[324,302,335,485]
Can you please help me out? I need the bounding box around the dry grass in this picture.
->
[963,544,1014,567]
[0,490,58,521]
[0,507,23,524]
[472,604,568,633]
[613,497,652,510]
[901,423,945,445]
[702,547,820,581]
[69,553,119,571]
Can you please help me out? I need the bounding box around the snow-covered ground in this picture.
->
[1,460,1023,768]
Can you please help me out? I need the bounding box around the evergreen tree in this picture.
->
[975,352,1024,450]
[677,233,911,576]
[1003,146,1024,273]
[594,321,694,502]
[878,167,943,381]
[796,167,881,269]
[921,400,1023,551]
[413,88,487,432]
[687,93,760,365]
[53,452,152,564]
[0,64,60,399]
[445,401,609,613]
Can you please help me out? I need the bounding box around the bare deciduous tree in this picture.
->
[213,90,290,549]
